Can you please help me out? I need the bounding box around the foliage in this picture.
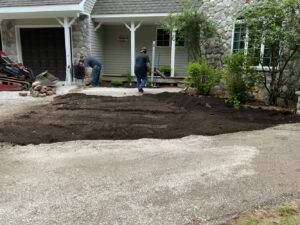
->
[157,66,171,76]
[184,58,221,95]
[232,203,300,225]
[126,70,132,86]
[158,66,171,73]
[111,79,123,86]
[240,0,300,105]
[222,51,261,108]
[146,79,151,87]
[162,0,218,62]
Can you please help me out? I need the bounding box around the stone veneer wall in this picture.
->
[71,15,91,62]
[201,0,246,95]
[202,0,300,105]
[1,20,18,62]
[201,0,245,66]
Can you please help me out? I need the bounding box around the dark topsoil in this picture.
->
[0,92,299,145]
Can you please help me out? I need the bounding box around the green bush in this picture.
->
[159,66,171,73]
[184,58,220,95]
[111,79,123,86]
[146,79,151,87]
[222,51,261,108]
[159,66,171,76]
[126,70,132,86]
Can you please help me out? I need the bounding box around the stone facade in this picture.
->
[1,20,18,62]
[202,0,300,105]
[71,15,91,62]
[201,0,246,96]
[202,0,245,65]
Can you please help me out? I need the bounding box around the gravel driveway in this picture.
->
[0,86,299,225]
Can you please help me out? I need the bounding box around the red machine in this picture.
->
[0,51,35,91]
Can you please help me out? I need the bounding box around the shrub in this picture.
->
[111,79,123,86]
[159,66,171,73]
[126,70,132,86]
[184,58,220,95]
[158,66,171,76]
[222,51,261,108]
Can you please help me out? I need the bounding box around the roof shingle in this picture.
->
[92,0,202,15]
[0,0,82,7]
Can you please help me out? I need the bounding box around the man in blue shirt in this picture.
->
[80,55,102,86]
[135,47,150,93]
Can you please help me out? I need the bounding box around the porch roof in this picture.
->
[92,0,203,15]
[0,0,84,19]
[0,0,82,7]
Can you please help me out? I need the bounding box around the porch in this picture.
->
[91,15,189,80]
[101,74,186,86]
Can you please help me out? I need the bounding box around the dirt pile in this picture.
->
[0,92,299,145]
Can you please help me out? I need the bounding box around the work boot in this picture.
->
[138,88,144,93]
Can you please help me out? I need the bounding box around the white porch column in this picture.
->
[130,21,135,76]
[124,21,142,76]
[57,17,76,85]
[171,28,176,78]
[151,41,156,85]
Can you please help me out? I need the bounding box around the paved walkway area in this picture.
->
[0,86,299,225]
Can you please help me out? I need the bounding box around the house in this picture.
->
[0,0,240,83]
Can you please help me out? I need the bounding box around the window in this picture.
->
[157,29,170,46]
[232,22,279,67]
[232,24,246,52]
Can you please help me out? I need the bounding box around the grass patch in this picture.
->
[111,79,123,86]
[225,200,300,225]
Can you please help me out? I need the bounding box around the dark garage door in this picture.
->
[20,28,66,81]
[0,32,2,51]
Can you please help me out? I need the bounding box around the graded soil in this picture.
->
[0,92,299,145]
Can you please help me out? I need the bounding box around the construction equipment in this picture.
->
[35,71,58,87]
[0,51,35,91]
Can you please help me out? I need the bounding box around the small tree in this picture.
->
[240,0,300,105]
[163,0,218,62]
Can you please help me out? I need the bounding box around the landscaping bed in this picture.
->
[0,92,299,145]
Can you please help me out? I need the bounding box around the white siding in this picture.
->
[103,25,131,75]
[101,25,188,76]
[90,22,104,67]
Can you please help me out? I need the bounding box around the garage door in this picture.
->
[20,28,66,81]
[0,32,2,51]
